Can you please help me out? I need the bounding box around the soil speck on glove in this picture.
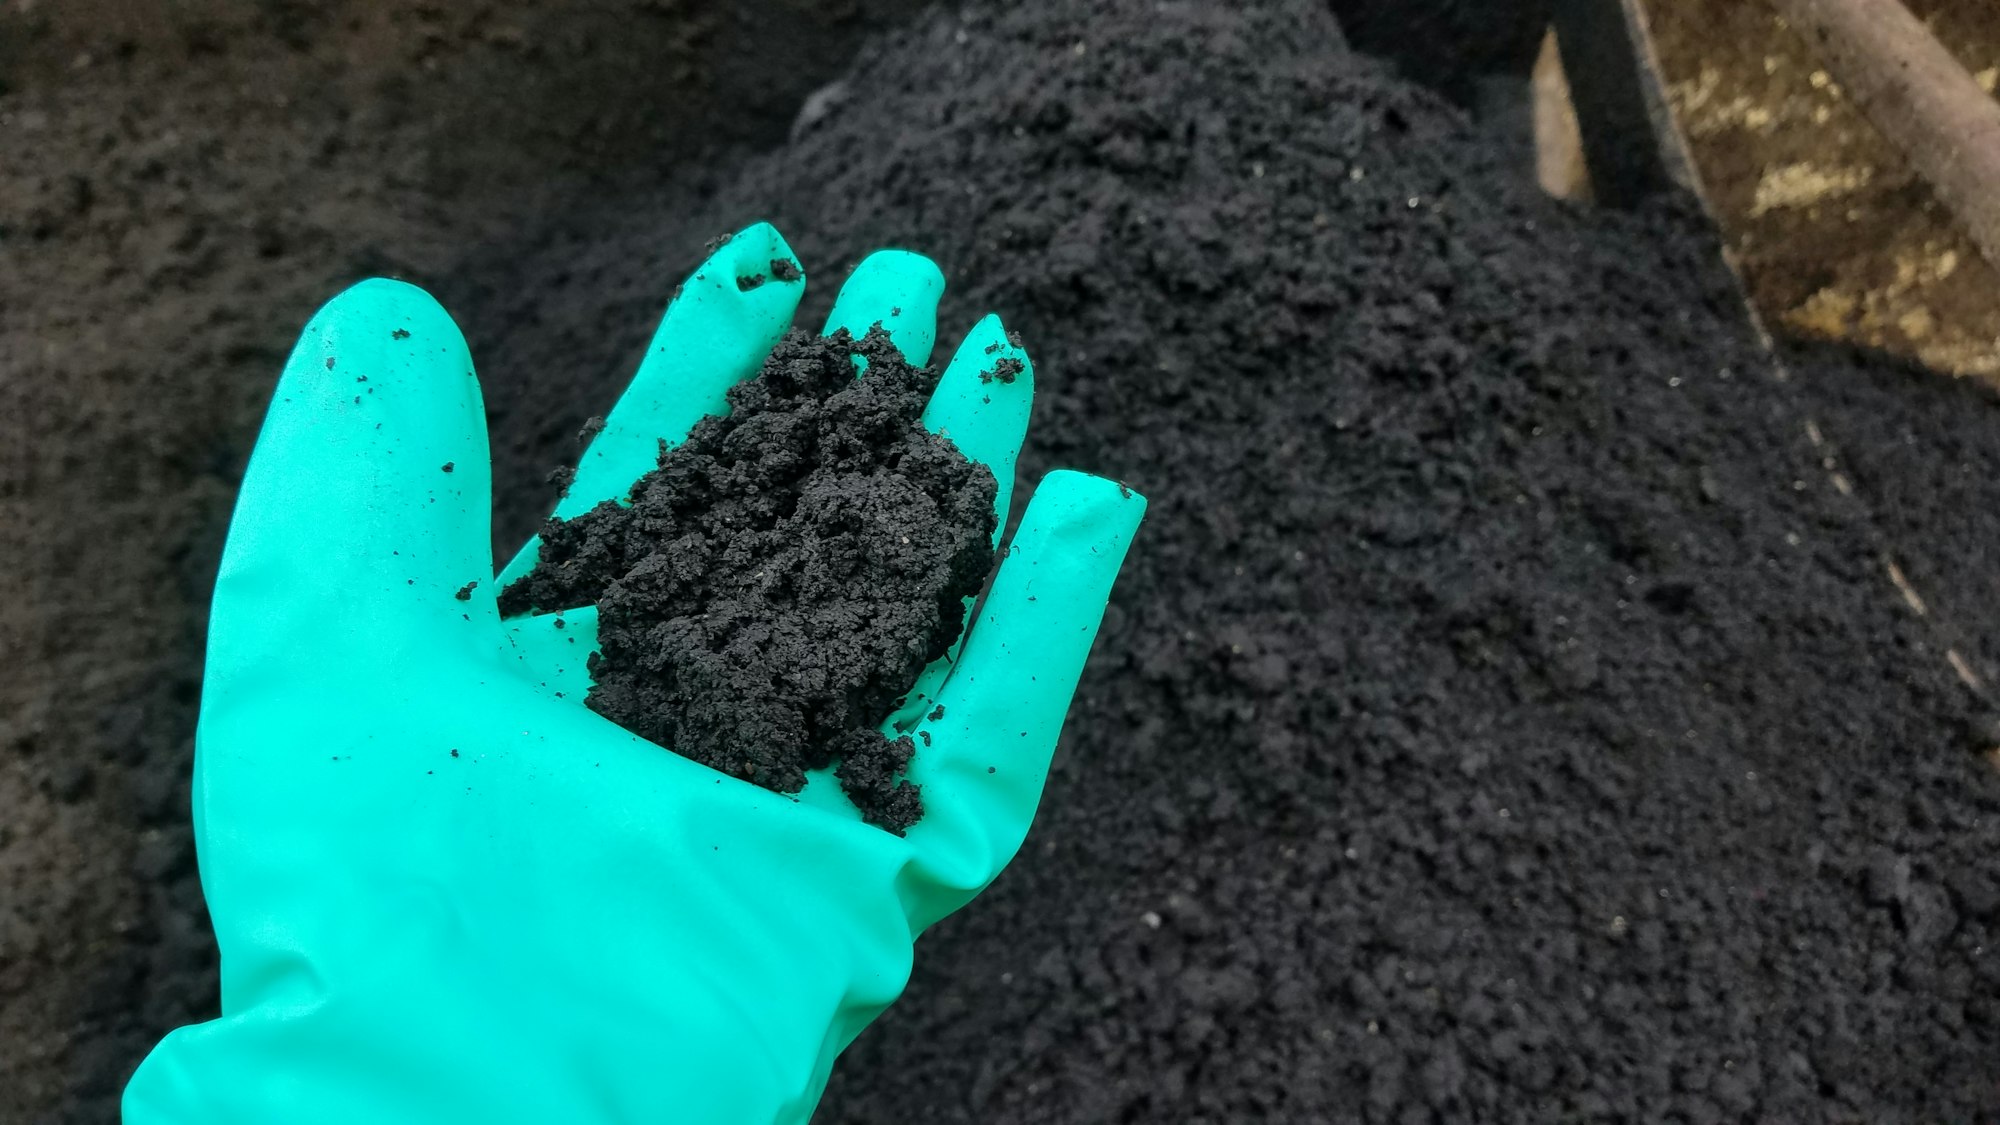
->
[501,327,995,831]
[982,358,1023,385]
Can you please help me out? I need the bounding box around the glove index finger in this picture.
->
[895,471,1146,929]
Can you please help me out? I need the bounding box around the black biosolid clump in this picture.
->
[982,358,1023,385]
[501,326,996,832]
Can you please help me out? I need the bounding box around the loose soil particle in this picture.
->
[502,327,996,832]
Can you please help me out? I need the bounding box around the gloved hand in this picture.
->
[123,223,1144,1124]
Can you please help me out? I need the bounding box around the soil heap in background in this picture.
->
[462,0,2000,1120]
[501,327,996,833]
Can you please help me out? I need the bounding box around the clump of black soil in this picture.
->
[501,327,995,833]
[467,0,2000,1121]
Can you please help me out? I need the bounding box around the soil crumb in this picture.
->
[501,327,995,832]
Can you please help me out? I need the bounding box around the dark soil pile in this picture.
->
[461,1,2000,1120]
[501,327,996,831]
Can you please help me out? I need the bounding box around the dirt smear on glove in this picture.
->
[502,327,995,832]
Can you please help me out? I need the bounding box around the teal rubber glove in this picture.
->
[122,222,1144,1125]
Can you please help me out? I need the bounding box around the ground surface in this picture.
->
[9,0,2000,1121]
